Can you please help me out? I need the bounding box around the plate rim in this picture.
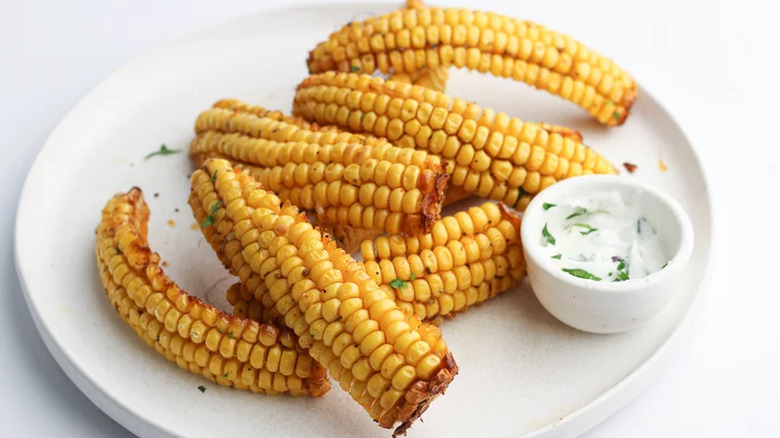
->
[14,2,715,437]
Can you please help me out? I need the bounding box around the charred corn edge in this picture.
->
[96,188,330,397]
[306,7,637,125]
[317,223,384,256]
[538,122,583,142]
[442,184,472,206]
[193,159,457,432]
[193,108,443,172]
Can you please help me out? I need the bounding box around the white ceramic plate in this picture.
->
[15,3,712,437]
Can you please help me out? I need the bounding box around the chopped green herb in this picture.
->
[145,144,180,160]
[542,202,556,210]
[661,262,669,269]
[506,187,525,209]
[637,218,642,234]
[360,113,366,122]
[613,111,621,120]
[614,270,630,281]
[200,201,221,227]
[389,278,407,289]
[551,254,562,260]
[197,385,206,393]
[542,223,556,246]
[409,273,415,281]
[562,268,601,281]
[222,373,228,378]
[227,332,233,339]
[210,169,218,183]
[114,246,122,255]
[569,223,598,235]
[611,257,629,281]
[566,207,588,220]
[310,333,315,338]
[351,65,360,72]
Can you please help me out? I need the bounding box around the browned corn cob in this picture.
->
[229,203,526,324]
[361,202,525,320]
[191,159,457,434]
[361,202,518,261]
[195,103,439,172]
[192,102,449,234]
[293,72,615,210]
[96,188,330,396]
[307,7,637,125]
[368,248,524,322]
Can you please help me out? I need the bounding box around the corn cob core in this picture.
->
[388,66,449,93]
[95,188,330,396]
[192,102,450,235]
[191,159,458,434]
[306,7,637,125]
[293,72,616,210]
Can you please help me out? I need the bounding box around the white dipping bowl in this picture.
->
[520,175,694,334]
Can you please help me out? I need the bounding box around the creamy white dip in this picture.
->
[538,190,669,282]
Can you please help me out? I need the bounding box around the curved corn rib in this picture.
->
[192,102,448,235]
[228,205,526,323]
[96,188,330,396]
[293,72,615,210]
[306,7,637,125]
[362,202,526,320]
[191,159,457,434]
[194,104,442,171]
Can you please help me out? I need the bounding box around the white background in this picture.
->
[1,0,777,436]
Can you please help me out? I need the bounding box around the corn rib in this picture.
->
[95,188,330,396]
[191,159,457,434]
[306,7,636,125]
[293,72,616,210]
[192,102,449,234]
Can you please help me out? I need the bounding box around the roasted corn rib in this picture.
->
[192,101,448,235]
[190,159,457,434]
[95,188,330,396]
[306,7,636,125]
[362,202,525,320]
[293,72,615,210]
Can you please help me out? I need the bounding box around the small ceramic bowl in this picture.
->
[520,175,694,334]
